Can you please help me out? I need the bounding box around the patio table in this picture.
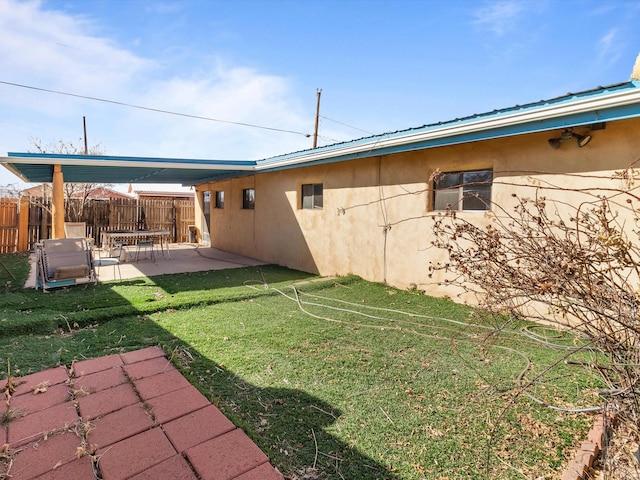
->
[100,229,171,259]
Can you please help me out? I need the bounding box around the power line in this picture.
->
[0,80,312,138]
[319,115,374,135]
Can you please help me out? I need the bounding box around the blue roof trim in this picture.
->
[7,152,257,167]
[9,164,249,184]
[256,81,640,167]
[260,101,640,172]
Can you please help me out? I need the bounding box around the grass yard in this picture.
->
[0,252,603,479]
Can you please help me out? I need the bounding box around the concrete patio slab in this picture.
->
[0,347,283,479]
[97,427,177,480]
[120,345,166,365]
[87,403,154,448]
[132,368,192,400]
[33,454,95,480]
[77,382,140,419]
[185,428,270,480]
[146,385,211,424]
[72,354,124,376]
[162,405,235,453]
[9,432,85,479]
[8,402,78,448]
[1,366,69,397]
[71,367,128,394]
[10,382,70,413]
[25,243,267,287]
[127,454,197,480]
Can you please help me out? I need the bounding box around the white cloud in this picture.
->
[0,1,151,95]
[0,0,315,190]
[145,2,184,15]
[472,0,524,36]
[595,28,623,70]
[84,57,314,160]
[598,29,617,53]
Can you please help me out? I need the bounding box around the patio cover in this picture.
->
[0,154,256,185]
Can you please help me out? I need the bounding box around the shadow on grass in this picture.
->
[145,264,314,295]
[189,362,399,480]
[1,316,399,479]
[0,253,397,478]
[169,332,401,479]
[0,264,314,336]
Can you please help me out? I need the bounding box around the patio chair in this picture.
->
[93,257,122,280]
[135,240,155,263]
[93,242,122,280]
[35,238,97,290]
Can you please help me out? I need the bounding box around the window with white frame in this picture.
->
[301,183,323,209]
[242,188,255,209]
[433,169,492,211]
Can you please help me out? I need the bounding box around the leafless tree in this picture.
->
[430,169,640,478]
[29,137,108,221]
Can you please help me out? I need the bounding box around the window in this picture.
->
[433,169,492,211]
[301,183,323,209]
[242,188,255,209]
[203,191,211,210]
[203,191,211,234]
[215,191,225,209]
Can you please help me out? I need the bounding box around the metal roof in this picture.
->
[1,154,256,185]
[3,80,640,185]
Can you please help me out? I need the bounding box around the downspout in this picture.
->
[377,156,390,284]
[51,164,65,239]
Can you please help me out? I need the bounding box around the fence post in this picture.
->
[18,197,29,251]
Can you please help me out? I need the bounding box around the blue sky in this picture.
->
[1,0,639,190]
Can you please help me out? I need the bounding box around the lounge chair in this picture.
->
[35,238,97,290]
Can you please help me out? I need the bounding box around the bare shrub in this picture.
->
[429,172,640,478]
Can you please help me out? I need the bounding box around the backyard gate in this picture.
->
[0,198,19,254]
[27,199,51,250]
[175,199,195,243]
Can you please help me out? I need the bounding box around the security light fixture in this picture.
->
[574,132,592,147]
[548,128,592,150]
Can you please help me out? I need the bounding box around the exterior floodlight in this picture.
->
[548,138,562,150]
[548,128,592,149]
[574,132,592,147]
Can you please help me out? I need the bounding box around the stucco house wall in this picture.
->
[197,116,640,301]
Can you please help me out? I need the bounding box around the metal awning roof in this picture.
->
[1,154,256,185]
[3,80,640,185]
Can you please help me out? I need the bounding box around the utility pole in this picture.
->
[83,116,88,155]
[313,89,322,148]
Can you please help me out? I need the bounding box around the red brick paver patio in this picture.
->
[0,346,284,479]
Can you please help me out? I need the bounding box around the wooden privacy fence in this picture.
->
[17,197,195,252]
[87,198,194,245]
[0,198,19,254]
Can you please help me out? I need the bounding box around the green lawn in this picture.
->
[0,252,602,479]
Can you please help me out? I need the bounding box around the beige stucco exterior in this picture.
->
[195,117,640,302]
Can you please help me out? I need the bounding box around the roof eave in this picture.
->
[255,81,640,171]
[3,153,257,172]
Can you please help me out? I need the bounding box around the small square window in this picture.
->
[242,188,255,209]
[215,191,225,209]
[301,183,323,209]
[433,169,492,211]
